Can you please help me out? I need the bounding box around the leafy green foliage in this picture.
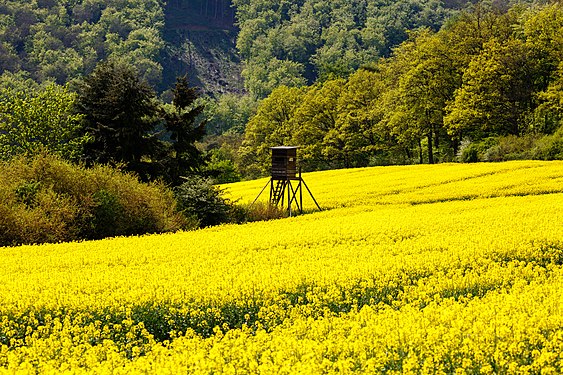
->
[234,201,288,223]
[445,39,537,138]
[204,148,242,184]
[76,63,209,184]
[532,129,563,161]
[160,76,207,186]
[91,189,125,239]
[232,0,453,98]
[0,82,88,161]
[200,133,244,184]
[203,93,258,135]
[238,85,307,176]
[482,135,539,162]
[0,0,164,86]
[292,78,345,168]
[533,63,563,134]
[458,142,480,163]
[386,29,460,164]
[239,1,563,175]
[14,180,41,208]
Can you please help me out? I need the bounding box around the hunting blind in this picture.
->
[252,146,321,215]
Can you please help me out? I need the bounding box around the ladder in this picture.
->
[251,169,322,216]
[271,180,286,205]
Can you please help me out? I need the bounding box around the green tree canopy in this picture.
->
[236,1,563,173]
[0,0,164,86]
[444,39,536,139]
[238,85,307,176]
[385,29,461,163]
[333,68,391,166]
[290,78,345,169]
[232,0,453,98]
[0,82,87,160]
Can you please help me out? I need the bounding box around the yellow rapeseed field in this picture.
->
[2,160,563,373]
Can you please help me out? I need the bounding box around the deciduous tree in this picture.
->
[0,83,86,160]
[445,39,536,139]
[238,85,306,176]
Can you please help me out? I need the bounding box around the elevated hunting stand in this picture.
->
[252,146,321,216]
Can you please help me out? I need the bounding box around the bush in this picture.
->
[174,176,233,228]
[90,189,125,239]
[532,128,563,160]
[173,177,289,228]
[482,134,539,162]
[454,132,563,163]
[0,153,186,247]
[203,148,242,184]
[460,143,480,163]
[234,201,288,223]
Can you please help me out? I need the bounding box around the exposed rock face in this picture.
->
[162,0,244,96]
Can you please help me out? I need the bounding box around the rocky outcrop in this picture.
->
[161,0,244,96]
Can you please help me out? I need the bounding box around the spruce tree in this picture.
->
[76,60,159,180]
[161,75,206,185]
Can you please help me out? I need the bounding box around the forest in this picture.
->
[0,0,165,86]
[236,0,563,176]
[0,0,563,183]
[231,0,456,98]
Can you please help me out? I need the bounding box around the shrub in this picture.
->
[0,153,186,247]
[203,148,242,184]
[532,128,563,160]
[234,201,288,223]
[482,134,539,162]
[460,143,480,163]
[173,177,289,228]
[174,176,233,228]
[458,139,481,163]
[90,189,124,239]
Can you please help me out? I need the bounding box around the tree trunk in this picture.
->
[427,132,434,164]
[418,140,423,164]
[452,138,458,158]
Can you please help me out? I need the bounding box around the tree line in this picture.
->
[3,0,562,184]
[236,1,563,176]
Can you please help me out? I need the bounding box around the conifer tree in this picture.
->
[161,75,206,185]
[76,59,160,180]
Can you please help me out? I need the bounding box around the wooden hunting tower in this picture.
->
[252,146,321,215]
[271,146,297,180]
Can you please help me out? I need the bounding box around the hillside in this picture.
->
[0,0,479,97]
[2,161,563,371]
[161,0,244,95]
